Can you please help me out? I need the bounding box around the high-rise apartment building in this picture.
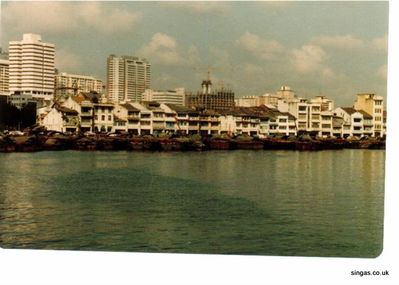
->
[107,55,151,103]
[0,48,9,96]
[55,72,104,98]
[8,34,55,100]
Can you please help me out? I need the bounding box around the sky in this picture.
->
[0,1,389,106]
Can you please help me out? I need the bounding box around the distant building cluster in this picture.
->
[235,86,385,138]
[0,33,387,138]
[55,72,104,98]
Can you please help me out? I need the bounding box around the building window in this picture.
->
[102,115,105,121]
[298,114,307,120]
[108,115,112,121]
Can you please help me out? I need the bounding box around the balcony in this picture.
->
[64,121,78,127]
[140,114,151,119]
[152,117,165,122]
[127,115,140,120]
[81,120,92,126]
[81,111,92,117]
[153,123,165,129]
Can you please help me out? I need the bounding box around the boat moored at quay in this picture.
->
[0,127,385,153]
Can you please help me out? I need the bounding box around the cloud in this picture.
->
[377,64,387,80]
[243,63,264,76]
[290,44,334,78]
[310,35,364,49]
[2,2,142,35]
[237,32,284,60]
[371,34,388,52]
[55,49,82,71]
[138,33,199,66]
[310,34,388,54]
[138,33,183,65]
[163,2,227,14]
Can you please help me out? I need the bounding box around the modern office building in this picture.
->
[235,93,280,107]
[8,34,55,101]
[142,88,185,106]
[107,55,151,103]
[55,72,104,98]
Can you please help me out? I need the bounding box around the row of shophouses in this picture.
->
[39,92,386,138]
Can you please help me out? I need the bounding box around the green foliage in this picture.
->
[0,100,36,131]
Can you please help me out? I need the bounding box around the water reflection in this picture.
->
[0,150,385,256]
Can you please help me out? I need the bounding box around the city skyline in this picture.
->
[0,1,389,106]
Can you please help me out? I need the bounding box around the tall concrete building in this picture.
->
[0,48,9,96]
[8,34,55,101]
[55,72,104,98]
[107,55,151,103]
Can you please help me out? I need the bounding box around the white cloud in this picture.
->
[138,33,199,66]
[139,33,183,65]
[310,35,364,49]
[2,2,142,35]
[371,34,388,52]
[290,44,334,78]
[237,32,284,60]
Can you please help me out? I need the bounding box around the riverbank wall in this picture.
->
[0,132,385,153]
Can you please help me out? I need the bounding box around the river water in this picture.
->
[0,150,385,257]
